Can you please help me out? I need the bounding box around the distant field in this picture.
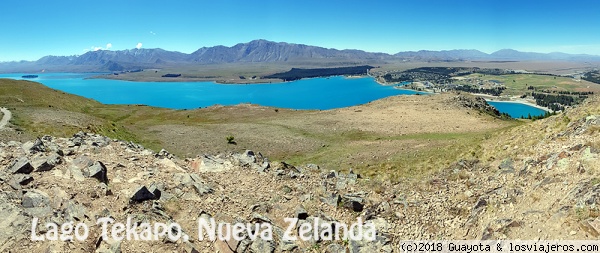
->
[100,60,381,83]
[99,62,292,83]
[454,73,600,96]
[97,59,600,84]
[371,60,598,76]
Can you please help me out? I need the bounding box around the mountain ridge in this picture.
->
[1,39,599,72]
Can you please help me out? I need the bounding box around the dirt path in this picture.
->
[0,107,12,129]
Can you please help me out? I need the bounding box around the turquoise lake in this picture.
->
[0,73,420,110]
[0,73,546,118]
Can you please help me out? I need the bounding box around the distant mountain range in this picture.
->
[1,39,599,72]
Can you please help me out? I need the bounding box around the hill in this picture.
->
[0,79,599,252]
[0,40,392,73]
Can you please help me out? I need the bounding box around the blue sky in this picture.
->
[1,0,599,61]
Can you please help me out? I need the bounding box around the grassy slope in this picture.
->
[0,78,139,141]
[0,78,517,180]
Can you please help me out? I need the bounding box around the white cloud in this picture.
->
[86,43,112,52]
[150,31,156,36]
[136,42,143,49]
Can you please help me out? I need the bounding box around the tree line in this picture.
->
[454,86,506,96]
[264,66,374,81]
[583,71,600,84]
[531,92,576,111]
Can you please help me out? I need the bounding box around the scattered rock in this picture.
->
[481,219,521,239]
[233,150,256,166]
[249,236,275,253]
[467,196,488,226]
[84,161,108,183]
[7,157,34,174]
[499,158,514,171]
[296,206,308,220]
[95,236,122,253]
[325,243,346,253]
[130,186,159,203]
[64,201,87,222]
[72,155,95,169]
[349,235,392,253]
[32,153,61,172]
[320,193,341,207]
[9,174,33,189]
[155,148,173,159]
[580,218,600,237]
[195,155,234,172]
[342,194,365,212]
[192,182,214,195]
[22,189,50,208]
[22,138,45,153]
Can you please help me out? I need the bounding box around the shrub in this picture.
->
[226,135,236,144]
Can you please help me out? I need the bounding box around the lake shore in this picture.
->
[373,79,554,113]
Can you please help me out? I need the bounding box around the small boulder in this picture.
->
[9,174,33,189]
[22,138,46,153]
[295,206,309,220]
[32,154,62,172]
[7,157,34,174]
[233,150,257,166]
[130,186,158,203]
[192,183,214,195]
[173,173,195,187]
[499,158,514,171]
[148,183,162,200]
[22,190,50,208]
[72,156,94,169]
[305,164,319,171]
[90,135,111,147]
[64,201,87,222]
[84,161,108,183]
[342,194,365,212]
[325,170,337,179]
[320,193,341,207]
[580,218,600,237]
[155,148,173,159]
[195,155,234,173]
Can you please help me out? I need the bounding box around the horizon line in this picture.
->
[1,39,600,62]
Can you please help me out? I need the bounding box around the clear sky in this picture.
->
[1,0,599,61]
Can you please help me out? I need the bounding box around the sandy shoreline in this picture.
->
[479,97,552,112]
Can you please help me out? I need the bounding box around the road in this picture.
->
[0,107,12,129]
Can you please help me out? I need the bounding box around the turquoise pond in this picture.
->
[486,101,547,118]
[0,73,546,118]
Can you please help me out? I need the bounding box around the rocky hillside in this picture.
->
[0,96,598,252]
[0,132,398,252]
